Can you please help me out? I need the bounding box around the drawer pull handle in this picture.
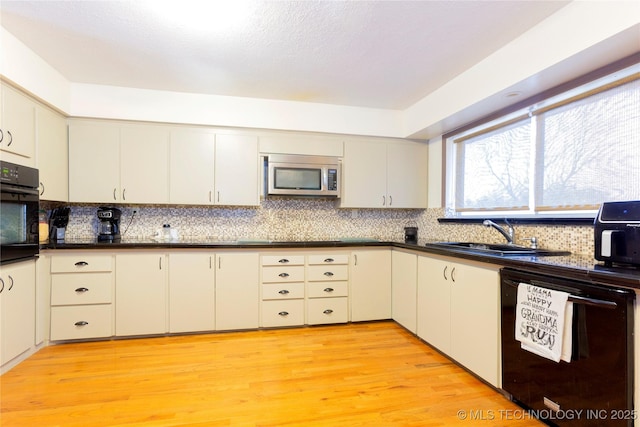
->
[278,289,290,295]
[0,278,4,294]
[323,309,334,315]
[278,273,290,278]
[75,287,90,293]
[278,311,289,317]
[324,287,334,293]
[278,259,289,263]
[74,261,89,267]
[324,272,334,277]
[324,258,334,263]
[74,321,89,326]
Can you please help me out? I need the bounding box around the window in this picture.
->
[446,63,640,218]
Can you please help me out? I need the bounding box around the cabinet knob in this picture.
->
[278,311,289,317]
[278,259,290,263]
[278,289,290,295]
[323,271,334,277]
[74,321,89,327]
[324,258,334,263]
[323,309,334,315]
[278,272,289,278]
[75,287,90,293]
[323,287,334,293]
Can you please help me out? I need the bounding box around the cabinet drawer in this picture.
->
[307,297,348,325]
[51,273,113,305]
[262,265,305,283]
[262,282,304,300]
[261,255,305,266]
[51,255,113,273]
[307,265,348,281]
[50,305,113,341]
[261,300,304,327]
[307,254,349,265]
[307,281,348,298]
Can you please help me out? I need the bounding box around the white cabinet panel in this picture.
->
[214,134,259,206]
[215,252,259,331]
[169,252,215,333]
[0,84,36,165]
[391,250,417,333]
[169,129,215,205]
[36,105,68,201]
[350,250,391,322]
[115,253,168,336]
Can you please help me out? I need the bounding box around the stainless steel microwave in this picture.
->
[267,154,341,198]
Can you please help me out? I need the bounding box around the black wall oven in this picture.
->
[0,161,39,264]
[501,267,634,427]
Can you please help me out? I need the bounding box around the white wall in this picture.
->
[2,1,638,139]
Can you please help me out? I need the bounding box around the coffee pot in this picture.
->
[97,207,122,241]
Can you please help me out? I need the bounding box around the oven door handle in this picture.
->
[1,183,39,196]
[504,278,618,309]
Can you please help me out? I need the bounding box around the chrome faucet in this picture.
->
[483,219,515,244]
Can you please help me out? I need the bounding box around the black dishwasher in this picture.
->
[501,268,635,427]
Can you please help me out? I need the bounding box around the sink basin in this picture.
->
[424,241,570,257]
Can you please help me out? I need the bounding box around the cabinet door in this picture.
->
[115,253,167,336]
[37,105,68,201]
[215,252,259,330]
[340,140,387,208]
[417,256,452,353]
[214,134,259,206]
[350,249,391,321]
[0,84,36,163]
[169,252,215,333]
[391,251,417,333]
[450,262,500,387]
[169,129,215,204]
[69,121,121,203]
[0,260,36,366]
[120,126,169,204]
[386,143,427,209]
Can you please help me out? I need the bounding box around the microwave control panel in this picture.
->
[328,169,338,191]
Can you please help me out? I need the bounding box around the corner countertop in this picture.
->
[41,238,640,289]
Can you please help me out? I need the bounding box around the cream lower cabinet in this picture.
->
[0,260,36,367]
[350,249,391,321]
[306,253,349,325]
[168,252,215,333]
[417,254,501,387]
[391,250,418,333]
[115,252,168,336]
[260,254,305,327]
[215,252,260,331]
[50,253,114,341]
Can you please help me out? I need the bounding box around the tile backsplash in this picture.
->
[43,200,595,256]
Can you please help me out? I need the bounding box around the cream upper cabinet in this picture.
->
[115,252,168,336]
[391,250,417,333]
[69,121,170,204]
[120,125,169,204]
[350,249,391,322]
[168,252,215,333]
[169,131,259,206]
[215,252,259,331]
[340,139,427,208]
[214,134,259,206]
[36,105,68,201]
[417,254,501,388]
[169,129,215,205]
[0,84,36,166]
[69,121,121,203]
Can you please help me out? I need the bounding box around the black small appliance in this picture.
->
[404,227,418,244]
[594,200,640,267]
[97,207,122,241]
[49,207,70,241]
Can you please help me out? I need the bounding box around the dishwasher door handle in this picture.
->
[503,278,618,309]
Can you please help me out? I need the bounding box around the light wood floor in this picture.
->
[1,321,543,426]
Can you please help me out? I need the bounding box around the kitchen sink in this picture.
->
[424,241,570,257]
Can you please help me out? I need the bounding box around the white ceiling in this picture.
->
[0,0,572,110]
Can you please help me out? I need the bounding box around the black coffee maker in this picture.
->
[97,207,122,241]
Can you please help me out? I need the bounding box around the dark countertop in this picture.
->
[42,238,640,289]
